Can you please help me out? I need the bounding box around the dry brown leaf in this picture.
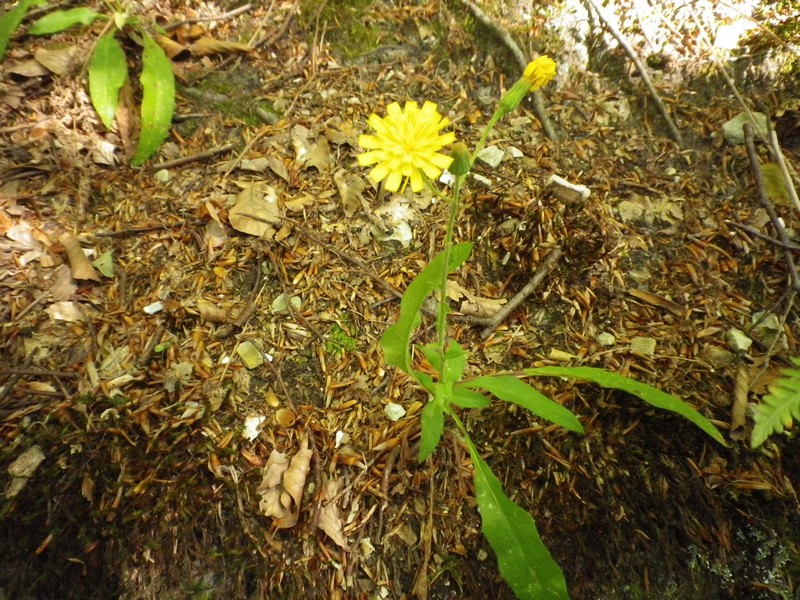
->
[33,44,78,76]
[256,435,312,529]
[333,169,367,217]
[228,182,281,238]
[317,477,349,549]
[190,36,253,56]
[447,281,506,317]
[196,298,228,323]
[291,125,331,171]
[154,35,188,60]
[60,233,100,281]
[730,363,749,441]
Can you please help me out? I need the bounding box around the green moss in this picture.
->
[299,0,382,60]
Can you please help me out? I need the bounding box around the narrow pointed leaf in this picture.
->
[462,375,583,433]
[524,366,725,444]
[450,388,490,409]
[381,243,473,374]
[0,0,46,60]
[28,8,104,35]
[464,435,569,599]
[131,34,174,166]
[89,32,127,130]
[418,400,444,462]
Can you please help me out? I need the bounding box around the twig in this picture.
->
[464,246,563,338]
[743,123,800,291]
[768,129,800,217]
[152,143,235,170]
[728,221,800,251]
[163,4,253,32]
[582,0,683,147]
[458,0,558,141]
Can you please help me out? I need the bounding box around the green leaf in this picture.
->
[524,366,726,445]
[462,375,583,434]
[450,387,491,409]
[752,358,800,448]
[418,400,444,462]
[381,243,473,374]
[88,32,127,130]
[28,7,104,35]
[464,434,569,599]
[131,33,174,166]
[441,341,467,387]
[0,0,47,60]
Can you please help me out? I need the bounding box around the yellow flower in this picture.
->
[499,56,558,115]
[357,101,456,193]
[522,56,558,91]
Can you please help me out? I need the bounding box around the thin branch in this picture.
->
[743,123,800,291]
[458,0,558,141]
[583,0,683,147]
[461,246,563,339]
[728,221,800,251]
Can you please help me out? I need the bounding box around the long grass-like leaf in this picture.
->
[28,7,104,35]
[89,32,127,130]
[524,366,725,444]
[131,33,174,166]
[381,243,472,374]
[464,434,569,600]
[752,359,800,448]
[462,375,584,433]
[0,0,47,60]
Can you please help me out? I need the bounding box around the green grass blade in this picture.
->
[462,375,584,433]
[28,7,104,35]
[0,0,47,60]
[464,434,569,600]
[381,243,472,374]
[131,33,174,166]
[89,32,127,130]
[524,366,725,444]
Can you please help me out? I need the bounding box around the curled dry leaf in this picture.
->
[333,169,367,218]
[190,36,253,56]
[317,477,349,549]
[257,434,312,529]
[59,233,100,281]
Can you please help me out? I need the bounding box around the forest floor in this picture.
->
[2,0,800,598]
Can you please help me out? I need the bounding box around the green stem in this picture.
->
[436,173,464,351]
[471,108,505,166]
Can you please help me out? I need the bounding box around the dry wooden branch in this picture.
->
[458,0,558,141]
[463,245,563,338]
[743,123,800,291]
[582,0,684,147]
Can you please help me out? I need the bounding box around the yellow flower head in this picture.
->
[523,56,558,91]
[357,101,456,193]
[499,56,558,115]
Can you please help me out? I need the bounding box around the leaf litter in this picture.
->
[0,0,799,598]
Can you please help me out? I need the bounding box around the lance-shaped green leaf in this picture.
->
[464,434,569,600]
[131,33,174,166]
[89,32,127,130]
[381,243,473,374]
[28,8,105,35]
[461,375,583,434]
[0,0,46,60]
[418,399,444,462]
[524,366,726,445]
[450,387,490,409]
